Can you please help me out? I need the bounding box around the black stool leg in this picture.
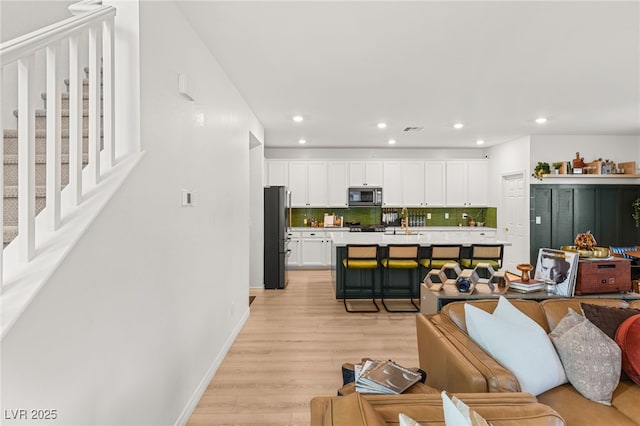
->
[344,268,380,313]
[381,267,419,313]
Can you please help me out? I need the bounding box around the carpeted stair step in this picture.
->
[3,128,94,155]
[43,92,97,111]
[4,153,88,186]
[4,225,18,246]
[3,185,47,227]
[13,109,102,130]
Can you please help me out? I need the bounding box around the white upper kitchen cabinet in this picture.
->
[289,161,328,207]
[288,161,309,206]
[327,161,349,207]
[307,161,328,206]
[466,160,488,206]
[349,161,383,187]
[424,161,446,206]
[445,160,488,207]
[266,160,288,187]
[402,161,426,206]
[383,161,403,206]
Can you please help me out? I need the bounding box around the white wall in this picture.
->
[1,1,76,127]
[487,136,531,268]
[265,147,488,160]
[1,2,263,425]
[0,1,74,41]
[249,134,265,287]
[529,134,640,180]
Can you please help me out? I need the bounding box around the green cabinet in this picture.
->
[530,185,640,263]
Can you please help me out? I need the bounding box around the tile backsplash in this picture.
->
[291,207,497,228]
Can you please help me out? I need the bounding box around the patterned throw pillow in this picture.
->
[550,308,621,405]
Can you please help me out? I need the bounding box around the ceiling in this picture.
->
[176,1,640,149]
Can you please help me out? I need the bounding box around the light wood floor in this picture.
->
[187,269,420,425]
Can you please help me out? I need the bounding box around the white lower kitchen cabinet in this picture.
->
[286,232,302,267]
[301,231,325,267]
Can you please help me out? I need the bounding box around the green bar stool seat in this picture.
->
[461,244,504,269]
[419,244,463,273]
[381,244,420,312]
[342,244,380,313]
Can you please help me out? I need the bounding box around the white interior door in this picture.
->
[502,172,526,272]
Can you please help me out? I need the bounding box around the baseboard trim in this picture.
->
[175,307,250,425]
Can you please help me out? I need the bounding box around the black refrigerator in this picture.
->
[264,186,289,289]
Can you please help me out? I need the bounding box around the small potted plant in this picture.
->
[532,162,550,180]
[552,162,564,174]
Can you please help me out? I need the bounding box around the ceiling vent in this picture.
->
[403,126,424,132]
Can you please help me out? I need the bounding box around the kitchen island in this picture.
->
[329,227,509,301]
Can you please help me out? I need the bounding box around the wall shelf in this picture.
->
[542,174,640,179]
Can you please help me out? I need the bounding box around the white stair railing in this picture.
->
[0,3,116,284]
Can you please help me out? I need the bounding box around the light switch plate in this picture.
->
[427,213,432,220]
[445,213,449,219]
[535,216,541,224]
[181,189,194,207]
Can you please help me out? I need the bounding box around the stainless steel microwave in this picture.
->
[348,187,383,207]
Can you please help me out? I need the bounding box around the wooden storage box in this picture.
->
[575,258,631,295]
[619,161,637,175]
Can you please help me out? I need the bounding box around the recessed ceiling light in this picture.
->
[388,139,396,145]
[298,139,306,144]
[476,140,485,145]
[293,115,304,123]
[535,117,548,124]
[453,123,464,129]
[377,122,387,129]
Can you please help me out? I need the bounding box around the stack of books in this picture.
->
[509,278,546,293]
[355,359,422,394]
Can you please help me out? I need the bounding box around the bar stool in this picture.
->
[419,244,462,277]
[381,244,420,312]
[342,244,380,313]
[461,244,504,269]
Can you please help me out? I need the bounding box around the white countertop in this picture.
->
[289,226,496,233]
[328,231,508,247]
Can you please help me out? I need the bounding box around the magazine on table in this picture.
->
[355,359,422,394]
[533,248,579,297]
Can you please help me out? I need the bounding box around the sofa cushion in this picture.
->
[540,298,631,332]
[464,298,567,396]
[611,380,640,422]
[615,314,640,385]
[311,392,566,426]
[581,303,640,340]
[443,299,549,333]
[537,384,638,425]
[549,308,621,405]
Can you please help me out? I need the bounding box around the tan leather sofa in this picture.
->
[311,391,565,425]
[417,298,640,425]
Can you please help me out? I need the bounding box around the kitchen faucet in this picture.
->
[401,207,410,235]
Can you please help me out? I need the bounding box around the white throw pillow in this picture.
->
[399,412,423,426]
[464,297,567,395]
[440,391,490,426]
[441,391,471,426]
